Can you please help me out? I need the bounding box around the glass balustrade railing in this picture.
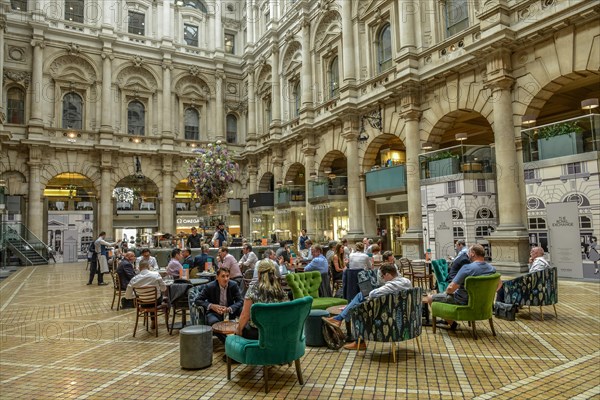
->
[308,176,348,201]
[419,145,495,180]
[1,222,49,261]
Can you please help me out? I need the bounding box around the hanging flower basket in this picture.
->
[186,140,239,206]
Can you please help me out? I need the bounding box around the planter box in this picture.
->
[537,132,583,160]
[428,158,459,178]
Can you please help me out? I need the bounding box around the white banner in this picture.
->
[547,202,582,278]
[434,211,454,259]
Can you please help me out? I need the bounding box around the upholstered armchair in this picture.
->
[431,259,449,293]
[188,284,208,325]
[432,273,501,340]
[225,296,313,393]
[498,267,558,320]
[349,287,423,362]
[285,271,347,310]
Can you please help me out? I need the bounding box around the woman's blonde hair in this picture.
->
[256,259,286,300]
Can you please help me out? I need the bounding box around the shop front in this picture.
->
[310,201,349,244]
[249,192,275,245]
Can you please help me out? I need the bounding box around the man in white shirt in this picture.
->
[239,243,258,274]
[125,260,166,329]
[323,263,412,350]
[136,248,159,271]
[528,247,551,273]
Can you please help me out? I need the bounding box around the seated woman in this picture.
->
[235,260,288,339]
[331,243,346,282]
[166,248,183,279]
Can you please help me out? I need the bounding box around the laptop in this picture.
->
[358,277,376,298]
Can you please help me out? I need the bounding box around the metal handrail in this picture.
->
[3,223,48,262]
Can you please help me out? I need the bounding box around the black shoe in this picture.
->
[86,282,93,285]
[98,282,108,286]
[436,321,459,331]
[422,319,433,327]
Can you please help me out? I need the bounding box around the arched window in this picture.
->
[377,24,392,73]
[127,101,145,135]
[184,108,199,140]
[11,0,27,11]
[7,87,25,124]
[226,114,238,144]
[451,209,463,220]
[328,56,339,99]
[527,197,546,210]
[564,193,590,207]
[62,92,83,129]
[580,216,592,229]
[183,0,207,12]
[476,208,495,219]
[293,81,301,117]
[475,226,493,237]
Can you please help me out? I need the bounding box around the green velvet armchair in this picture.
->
[285,271,347,310]
[431,259,449,293]
[432,273,500,340]
[225,296,313,393]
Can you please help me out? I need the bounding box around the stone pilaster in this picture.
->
[215,71,225,140]
[99,160,113,236]
[341,0,355,87]
[301,19,313,111]
[247,65,257,147]
[162,60,173,137]
[342,117,363,238]
[29,38,45,126]
[27,148,43,239]
[100,51,114,133]
[301,141,316,236]
[161,156,174,235]
[270,44,281,126]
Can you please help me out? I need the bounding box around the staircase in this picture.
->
[1,223,49,266]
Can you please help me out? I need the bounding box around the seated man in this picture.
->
[253,250,284,279]
[496,246,551,303]
[323,263,412,350]
[446,240,470,283]
[239,243,258,274]
[117,251,137,308]
[217,246,243,287]
[424,244,498,331]
[303,244,328,274]
[136,248,158,271]
[125,260,167,329]
[193,244,211,272]
[196,267,243,342]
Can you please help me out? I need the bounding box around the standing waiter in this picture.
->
[88,232,121,286]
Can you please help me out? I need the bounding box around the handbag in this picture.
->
[494,301,518,321]
[98,255,109,274]
[322,323,345,350]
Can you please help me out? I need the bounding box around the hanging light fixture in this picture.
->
[421,142,433,150]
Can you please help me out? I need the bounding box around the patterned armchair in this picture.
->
[498,267,558,320]
[349,287,423,362]
[188,284,209,325]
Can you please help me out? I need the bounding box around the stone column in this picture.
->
[247,66,256,145]
[27,149,43,239]
[162,0,172,39]
[302,145,315,235]
[161,157,174,234]
[248,164,258,195]
[215,71,224,140]
[215,0,222,50]
[273,155,283,228]
[29,39,45,125]
[99,165,113,236]
[301,19,313,110]
[247,0,255,44]
[399,0,416,52]
[359,173,377,236]
[100,51,113,132]
[270,44,281,125]
[488,77,529,272]
[0,19,5,129]
[102,0,116,28]
[162,61,173,136]
[341,0,355,86]
[342,118,363,237]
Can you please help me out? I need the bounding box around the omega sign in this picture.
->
[177,217,200,225]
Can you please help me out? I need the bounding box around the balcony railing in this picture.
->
[275,186,305,207]
[115,197,158,213]
[365,164,407,197]
[419,145,495,180]
[249,192,274,210]
[521,114,599,162]
[308,176,348,203]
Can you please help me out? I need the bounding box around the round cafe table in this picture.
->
[212,321,239,336]
[326,305,354,343]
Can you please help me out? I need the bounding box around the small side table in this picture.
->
[213,321,239,336]
[326,305,354,343]
[180,325,213,369]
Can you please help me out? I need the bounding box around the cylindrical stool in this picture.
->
[305,309,330,347]
[180,325,213,369]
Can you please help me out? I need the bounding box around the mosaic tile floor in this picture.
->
[1,263,599,399]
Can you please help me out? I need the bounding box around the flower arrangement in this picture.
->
[186,140,239,205]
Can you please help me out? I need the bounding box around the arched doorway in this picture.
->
[112,175,159,248]
[44,173,97,263]
[278,163,307,244]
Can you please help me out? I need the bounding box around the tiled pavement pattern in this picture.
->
[1,263,599,399]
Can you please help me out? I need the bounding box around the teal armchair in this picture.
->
[431,259,449,293]
[225,296,313,393]
[432,273,500,340]
[285,271,347,310]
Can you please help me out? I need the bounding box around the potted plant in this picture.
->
[428,151,460,178]
[537,121,584,159]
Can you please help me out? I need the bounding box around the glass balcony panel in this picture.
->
[365,164,407,195]
[419,145,495,180]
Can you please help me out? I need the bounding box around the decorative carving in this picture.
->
[225,101,247,114]
[282,41,302,73]
[116,66,158,92]
[132,55,144,67]
[101,52,115,61]
[0,112,5,124]
[314,10,341,50]
[227,83,237,94]
[30,39,45,49]
[49,55,97,82]
[188,65,201,76]
[285,29,295,42]
[174,75,211,99]
[4,70,31,88]
[223,18,241,30]
[7,46,25,62]
[66,43,80,55]
[162,62,174,71]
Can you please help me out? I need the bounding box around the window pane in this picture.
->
[184,24,199,46]
[476,179,486,192]
[294,81,301,117]
[127,101,145,135]
[184,0,207,12]
[128,11,145,36]
[329,57,339,98]
[447,181,457,194]
[445,0,468,37]
[11,0,27,11]
[378,24,392,72]
[224,33,235,54]
[226,114,237,144]
[524,169,535,180]
[62,92,83,129]
[184,108,199,140]
[7,88,25,124]
[65,0,84,23]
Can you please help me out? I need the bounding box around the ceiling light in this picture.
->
[522,115,536,125]
[421,142,433,150]
[455,133,468,141]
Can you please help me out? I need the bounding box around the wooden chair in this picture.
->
[411,260,433,291]
[398,258,413,279]
[133,286,169,337]
[110,271,122,311]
